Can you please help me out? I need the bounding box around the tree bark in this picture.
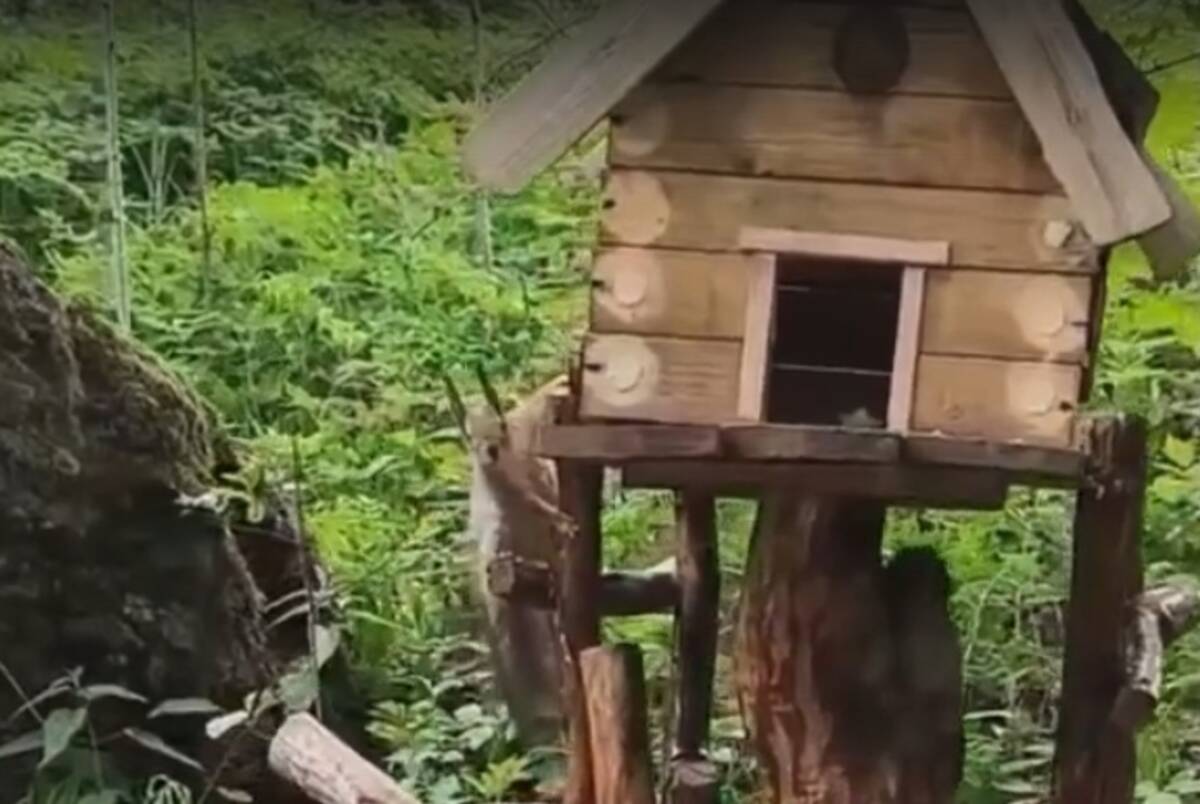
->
[268,713,421,804]
[735,496,898,804]
[580,645,656,804]
[1055,416,1147,804]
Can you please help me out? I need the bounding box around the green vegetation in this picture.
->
[0,1,1198,802]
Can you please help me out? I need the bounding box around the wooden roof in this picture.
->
[464,0,1198,256]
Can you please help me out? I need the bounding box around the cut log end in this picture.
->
[1112,582,1200,732]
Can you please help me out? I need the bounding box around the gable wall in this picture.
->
[583,0,1103,448]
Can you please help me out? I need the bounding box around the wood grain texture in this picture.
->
[590,248,764,340]
[1055,417,1146,804]
[624,462,1009,510]
[537,423,721,460]
[462,0,724,193]
[740,228,951,266]
[737,258,776,420]
[922,270,1092,363]
[580,645,657,804]
[903,434,1086,482]
[580,334,742,425]
[967,0,1170,244]
[612,83,1058,193]
[659,2,1011,99]
[601,169,1098,274]
[912,355,1083,447]
[888,267,927,432]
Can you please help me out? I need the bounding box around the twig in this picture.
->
[290,437,323,724]
[0,657,41,725]
[102,0,131,331]
[1146,50,1200,75]
[188,0,213,298]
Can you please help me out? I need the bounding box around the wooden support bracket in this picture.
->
[487,553,679,616]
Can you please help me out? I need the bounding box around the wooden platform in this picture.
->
[537,422,1089,508]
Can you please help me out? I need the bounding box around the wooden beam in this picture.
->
[737,257,776,421]
[601,169,1099,274]
[673,494,721,759]
[721,424,900,463]
[623,462,1010,510]
[557,461,605,804]
[966,0,1170,244]
[903,434,1087,483]
[538,423,721,461]
[487,554,679,617]
[1138,156,1200,282]
[740,228,951,267]
[888,267,927,432]
[461,0,724,193]
[612,83,1056,194]
[1054,416,1147,804]
[581,645,657,804]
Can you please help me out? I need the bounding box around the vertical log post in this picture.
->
[1055,416,1147,804]
[581,644,657,804]
[556,459,604,804]
[669,492,722,804]
[735,496,897,804]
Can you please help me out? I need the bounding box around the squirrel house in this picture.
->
[464,2,1200,803]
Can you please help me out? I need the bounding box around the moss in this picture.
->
[0,246,217,529]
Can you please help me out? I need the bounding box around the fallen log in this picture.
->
[486,554,679,616]
[1111,582,1200,731]
[268,713,421,804]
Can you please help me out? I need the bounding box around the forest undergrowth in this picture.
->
[1,1,1199,802]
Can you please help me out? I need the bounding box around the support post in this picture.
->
[1055,416,1147,804]
[581,644,657,804]
[735,496,900,803]
[556,459,604,804]
[669,492,721,802]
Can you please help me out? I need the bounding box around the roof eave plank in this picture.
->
[462,0,725,195]
[967,0,1171,246]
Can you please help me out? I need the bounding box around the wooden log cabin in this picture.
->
[462,2,1200,803]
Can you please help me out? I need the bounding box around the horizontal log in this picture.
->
[538,422,722,461]
[487,554,679,616]
[1111,583,1200,732]
[269,713,422,804]
[622,461,1010,510]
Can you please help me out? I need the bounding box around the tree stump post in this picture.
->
[1055,416,1148,804]
[668,492,722,804]
[735,496,898,804]
[556,459,604,804]
[581,644,657,804]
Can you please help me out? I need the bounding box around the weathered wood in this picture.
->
[735,498,898,802]
[613,83,1056,193]
[557,460,605,804]
[623,462,1009,510]
[966,0,1170,244]
[737,257,777,421]
[903,434,1087,482]
[665,758,721,804]
[1055,416,1147,804]
[922,270,1092,363]
[538,423,721,461]
[659,2,1012,99]
[674,493,720,758]
[268,713,422,804]
[462,0,724,193]
[580,644,657,804]
[913,355,1083,447]
[487,554,679,616]
[580,334,742,425]
[740,227,951,266]
[601,169,1098,274]
[888,267,927,432]
[722,424,900,463]
[1138,157,1200,282]
[590,248,767,340]
[1110,583,1200,732]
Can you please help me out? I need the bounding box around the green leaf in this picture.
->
[80,683,149,704]
[148,698,224,719]
[122,728,203,772]
[40,707,87,768]
[78,792,120,804]
[1163,435,1196,468]
[205,710,249,740]
[0,730,42,759]
[1145,793,1183,804]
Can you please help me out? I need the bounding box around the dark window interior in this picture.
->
[766,258,901,428]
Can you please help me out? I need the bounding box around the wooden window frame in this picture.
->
[737,227,951,430]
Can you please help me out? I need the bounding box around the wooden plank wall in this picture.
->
[581,0,1103,448]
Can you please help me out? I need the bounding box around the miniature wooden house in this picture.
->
[466,0,1200,465]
